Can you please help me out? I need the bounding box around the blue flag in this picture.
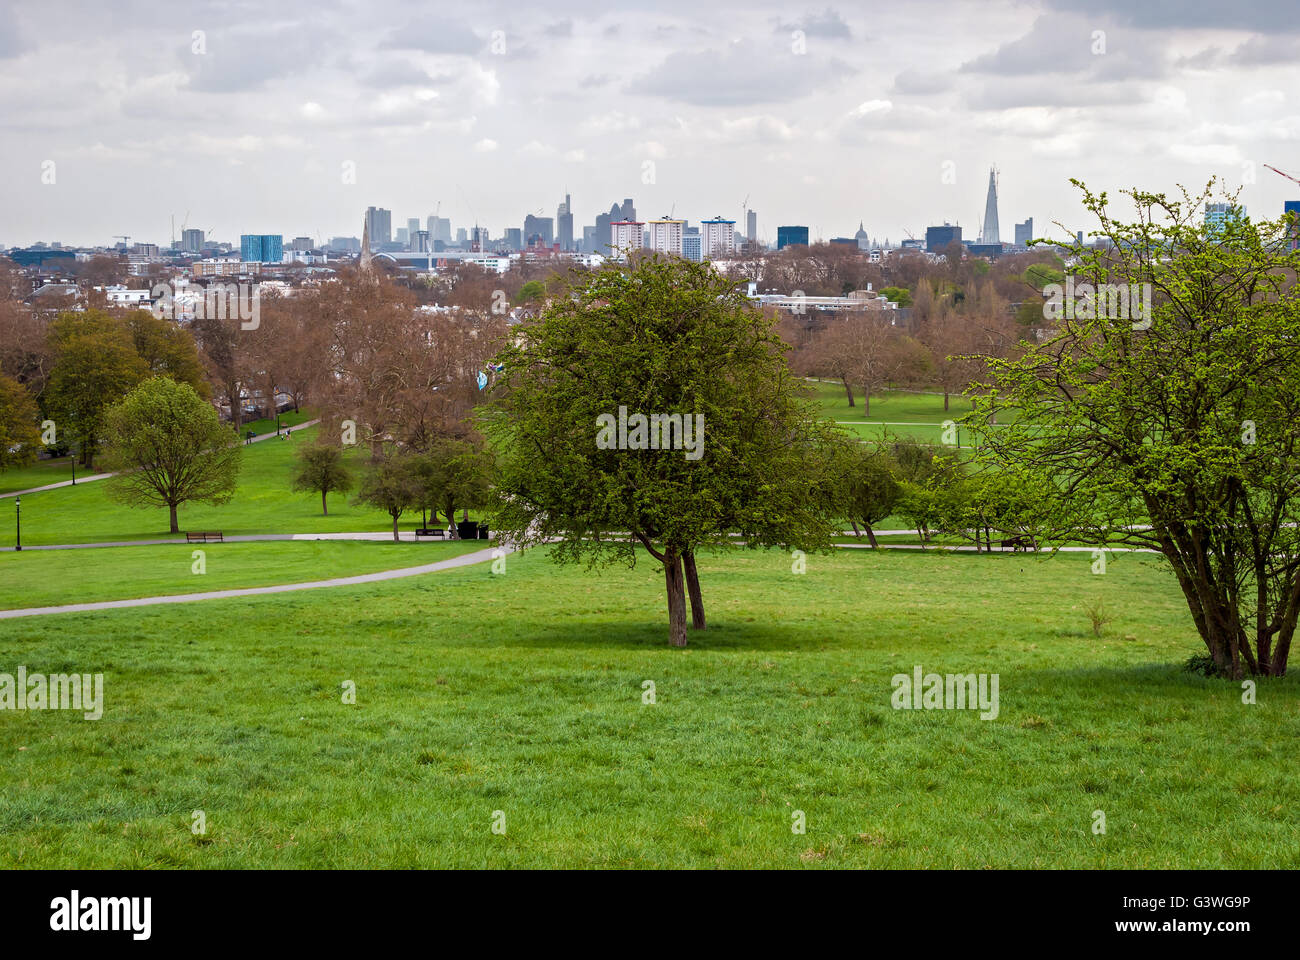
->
[476,371,488,390]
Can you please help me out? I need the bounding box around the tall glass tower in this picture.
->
[981,168,1000,245]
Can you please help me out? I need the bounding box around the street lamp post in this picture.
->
[14,496,20,552]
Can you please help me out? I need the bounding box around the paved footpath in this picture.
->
[0,543,509,620]
[0,419,321,500]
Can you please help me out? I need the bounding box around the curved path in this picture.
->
[0,543,510,620]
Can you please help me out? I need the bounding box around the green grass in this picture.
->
[1,546,1293,868]
[808,379,1013,444]
[0,540,487,610]
[0,457,83,496]
[4,426,486,547]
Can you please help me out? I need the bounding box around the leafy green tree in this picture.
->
[354,453,420,541]
[100,377,242,533]
[880,286,913,307]
[482,254,849,646]
[44,310,148,466]
[837,444,901,548]
[125,309,209,396]
[410,438,493,537]
[517,280,546,303]
[0,373,40,472]
[970,180,1300,677]
[291,443,354,516]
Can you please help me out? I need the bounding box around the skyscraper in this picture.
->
[181,228,204,253]
[746,209,757,247]
[523,214,554,247]
[1014,218,1033,248]
[240,234,283,262]
[647,218,685,256]
[557,193,574,251]
[701,217,736,258]
[365,207,391,249]
[980,168,999,245]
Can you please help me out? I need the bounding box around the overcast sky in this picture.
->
[4,0,1300,248]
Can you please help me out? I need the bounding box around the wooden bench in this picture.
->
[185,532,224,543]
[1000,535,1033,552]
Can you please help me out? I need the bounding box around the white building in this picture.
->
[701,217,736,259]
[647,219,685,256]
[609,220,645,259]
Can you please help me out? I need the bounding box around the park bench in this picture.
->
[415,528,445,538]
[1000,535,1033,552]
[186,531,224,543]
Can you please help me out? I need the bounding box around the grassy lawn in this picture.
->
[0,546,1293,868]
[0,457,82,496]
[808,379,1010,445]
[3,426,487,547]
[0,540,488,610]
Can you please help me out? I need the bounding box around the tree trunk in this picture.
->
[169,502,179,534]
[865,525,879,549]
[841,377,855,407]
[943,390,950,411]
[664,550,688,647]
[322,490,328,516]
[863,389,870,416]
[683,549,705,629]
[445,500,458,538]
[392,513,399,542]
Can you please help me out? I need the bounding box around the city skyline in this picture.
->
[4,0,1300,247]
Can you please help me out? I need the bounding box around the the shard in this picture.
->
[981,167,1000,244]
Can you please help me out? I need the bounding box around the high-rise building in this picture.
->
[647,219,685,256]
[505,228,522,251]
[365,207,391,249]
[701,217,736,258]
[407,218,420,243]
[395,227,409,246]
[980,168,1000,244]
[329,236,360,253]
[181,228,205,253]
[609,220,645,257]
[619,198,636,221]
[240,234,283,262]
[1285,201,1300,250]
[470,226,491,252]
[777,226,809,250]
[523,214,554,247]
[557,194,574,251]
[1014,218,1033,248]
[411,231,431,253]
[746,209,757,248]
[456,227,468,245]
[1205,202,1244,236]
[682,234,703,262]
[925,223,961,252]
[427,216,451,244]
[290,236,314,251]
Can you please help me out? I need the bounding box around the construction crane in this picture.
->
[113,235,130,249]
[1264,164,1300,188]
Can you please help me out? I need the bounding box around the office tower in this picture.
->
[925,223,961,252]
[411,231,431,253]
[505,228,522,251]
[746,210,757,247]
[329,236,360,253]
[557,193,574,251]
[647,218,685,255]
[609,220,645,256]
[407,218,420,242]
[365,207,391,248]
[980,167,1000,244]
[456,227,468,245]
[777,226,809,250]
[523,214,554,247]
[240,234,283,262]
[181,228,205,253]
[701,217,736,258]
[619,198,636,221]
[1014,218,1033,248]
[290,236,314,251]
[427,216,451,244]
[581,226,596,253]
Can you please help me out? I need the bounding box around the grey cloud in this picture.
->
[1041,0,1300,32]
[774,8,852,39]
[960,15,1166,83]
[380,17,484,55]
[183,24,338,93]
[628,40,857,106]
[892,69,952,95]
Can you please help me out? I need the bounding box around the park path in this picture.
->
[0,542,509,620]
[0,530,474,552]
[0,419,321,500]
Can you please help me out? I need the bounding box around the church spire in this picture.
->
[359,212,373,272]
